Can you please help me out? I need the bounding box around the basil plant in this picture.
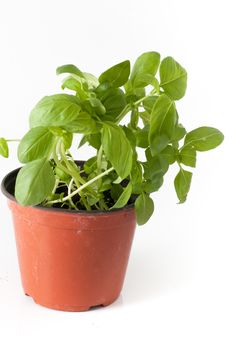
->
[0,52,224,225]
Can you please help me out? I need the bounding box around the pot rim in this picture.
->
[1,166,135,215]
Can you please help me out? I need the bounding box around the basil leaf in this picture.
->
[61,76,88,98]
[130,160,143,185]
[86,133,102,149]
[110,184,123,201]
[160,145,176,164]
[88,97,106,115]
[130,52,160,84]
[101,122,133,179]
[29,94,81,128]
[143,156,169,180]
[144,174,164,193]
[136,126,149,148]
[143,96,158,113]
[99,88,127,121]
[111,182,132,209]
[133,73,156,88]
[180,147,196,167]
[18,127,55,163]
[122,126,136,149]
[184,127,224,151]
[160,57,187,100]
[99,60,130,88]
[82,72,99,89]
[0,138,9,158]
[15,158,55,206]
[172,123,186,141]
[56,64,84,78]
[149,94,177,155]
[64,112,97,134]
[135,192,154,225]
[174,169,192,203]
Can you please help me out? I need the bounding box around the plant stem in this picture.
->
[59,141,91,210]
[68,178,77,209]
[116,104,131,123]
[46,167,114,205]
[134,89,157,107]
[52,179,60,194]
[97,145,103,187]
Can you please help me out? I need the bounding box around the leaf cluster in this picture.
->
[0,52,224,225]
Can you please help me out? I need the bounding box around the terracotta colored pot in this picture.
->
[1,167,136,311]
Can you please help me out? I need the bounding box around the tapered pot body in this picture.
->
[1,168,136,311]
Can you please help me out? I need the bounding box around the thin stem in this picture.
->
[134,89,157,107]
[52,179,60,195]
[116,104,131,123]
[68,178,77,209]
[46,167,114,205]
[97,145,103,187]
[59,141,91,210]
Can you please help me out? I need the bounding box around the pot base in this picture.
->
[25,292,118,312]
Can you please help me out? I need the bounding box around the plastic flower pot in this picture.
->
[1,167,136,312]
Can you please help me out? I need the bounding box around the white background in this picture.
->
[0,0,231,349]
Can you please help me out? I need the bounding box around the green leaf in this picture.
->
[110,184,123,201]
[56,64,84,78]
[82,72,99,89]
[135,192,154,225]
[62,132,73,149]
[101,122,133,179]
[18,127,55,163]
[0,138,9,158]
[180,147,196,167]
[122,126,136,149]
[130,160,143,185]
[160,57,187,100]
[61,76,88,98]
[133,73,156,88]
[143,174,164,193]
[15,158,55,206]
[86,133,102,149]
[143,96,158,113]
[172,123,186,141]
[136,126,149,148]
[130,52,160,84]
[184,127,224,151]
[98,87,127,121]
[99,60,130,88]
[29,94,82,128]
[55,166,71,182]
[149,94,177,155]
[143,153,169,181]
[88,97,106,115]
[160,145,176,164]
[111,183,132,209]
[65,112,97,134]
[174,169,192,203]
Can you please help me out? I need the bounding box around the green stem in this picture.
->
[59,141,91,210]
[134,89,157,107]
[46,167,114,205]
[97,145,103,187]
[116,105,131,124]
[52,179,60,195]
[67,178,77,209]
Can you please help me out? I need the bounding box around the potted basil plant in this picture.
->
[0,52,223,311]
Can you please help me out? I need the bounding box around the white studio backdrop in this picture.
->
[0,0,231,349]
